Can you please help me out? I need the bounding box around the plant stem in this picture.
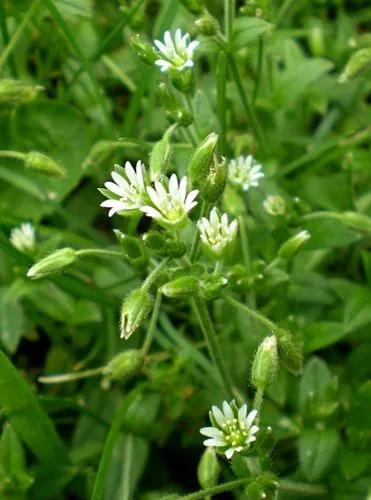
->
[38,366,104,384]
[0,0,41,72]
[169,478,249,499]
[280,479,327,496]
[228,56,266,154]
[238,215,251,274]
[0,0,18,77]
[0,150,26,161]
[142,258,169,291]
[224,0,235,43]
[75,249,124,259]
[223,294,281,334]
[191,297,234,398]
[253,386,264,412]
[253,37,264,103]
[142,291,162,355]
[216,52,227,154]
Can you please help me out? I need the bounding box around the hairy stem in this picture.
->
[142,257,169,291]
[142,291,162,355]
[75,249,124,259]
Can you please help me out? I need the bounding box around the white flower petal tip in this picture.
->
[141,175,198,227]
[197,208,238,258]
[10,223,36,252]
[100,161,148,217]
[228,155,264,192]
[153,29,198,72]
[200,400,259,459]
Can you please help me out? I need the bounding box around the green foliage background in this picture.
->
[0,0,370,498]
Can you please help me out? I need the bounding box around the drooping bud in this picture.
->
[203,156,227,203]
[195,13,220,37]
[276,330,303,376]
[27,248,77,279]
[149,133,172,181]
[278,230,310,260]
[24,152,67,178]
[178,0,203,15]
[342,211,371,233]
[130,34,158,65]
[104,349,144,381]
[0,79,42,106]
[339,48,371,83]
[158,83,193,126]
[197,448,221,490]
[161,276,200,298]
[120,288,153,340]
[188,133,218,191]
[251,335,279,391]
[114,230,147,266]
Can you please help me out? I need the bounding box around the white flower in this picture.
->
[100,161,147,217]
[200,400,259,460]
[263,195,286,216]
[197,208,238,257]
[228,155,264,192]
[141,174,198,227]
[154,29,199,72]
[10,223,35,252]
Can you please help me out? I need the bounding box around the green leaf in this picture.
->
[343,286,371,333]
[302,216,360,250]
[0,288,23,353]
[304,322,347,352]
[299,428,339,481]
[0,351,70,466]
[339,448,371,481]
[232,17,271,51]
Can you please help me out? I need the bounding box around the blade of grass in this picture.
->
[0,0,18,77]
[41,0,113,133]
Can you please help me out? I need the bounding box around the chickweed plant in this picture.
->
[0,0,371,499]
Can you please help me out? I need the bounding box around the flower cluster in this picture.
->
[154,29,199,73]
[200,400,259,459]
[100,162,198,227]
[10,223,35,252]
[228,155,264,192]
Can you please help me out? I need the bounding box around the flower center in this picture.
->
[221,419,249,448]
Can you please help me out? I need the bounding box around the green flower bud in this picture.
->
[82,140,126,170]
[308,25,325,57]
[143,231,167,252]
[120,288,153,340]
[188,133,218,191]
[27,248,77,279]
[114,230,147,266]
[197,448,221,490]
[200,273,228,301]
[339,47,371,83]
[278,230,310,260]
[245,482,267,500]
[222,185,245,217]
[169,67,195,94]
[161,276,200,298]
[0,79,43,106]
[149,134,172,181]
[24,151,67,178]
[342,211,371,233]
[104,349,144,381]
[158,83,193,126]
[130,34,158,65]
[166,240,187,258]
[203,156,227,203]
[195,13,220,36]
[252,336,279,390]
[276,330,303,376]
[179,0,203,15]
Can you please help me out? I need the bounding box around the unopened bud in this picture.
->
[27,248,76,279]
[130,34,158,65]
[195,13,219,37]
[342,211,371,233]
[197,448,221,489]
[158,83,193,126]
[166,240,187,258]
[276,330,303,376]
[188,133,218,191]
[252,335,279,390]
[200,273,228,301]
[24,151,66,178]
[149,133,172,181]
[143,231,166,252]
[278,230,310,260]
[104,349,144,381]
[161,276,199,298]
[308,25,325,57]
[179,0,203,15]
[339,48,371,83]
[120,288,153,340]
[203,156,227,203]
[245,482,267,500]
[114,230,147,266]
[0,79,42,106]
